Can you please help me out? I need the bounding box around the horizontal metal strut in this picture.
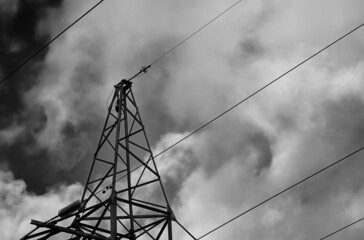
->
[30,219,109,240]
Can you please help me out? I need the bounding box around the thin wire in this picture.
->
[98,21,364,196]
[176,220,198,240]
[119,0,243,82]
[153,21,364,159]
[196,146,364,240]
[96,0,244,193]
[0,0,104,86]
[320,217,364,240]
[150,0,243,66]
[106,88,115,108]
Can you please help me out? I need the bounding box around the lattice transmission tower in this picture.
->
[21,74,176,240]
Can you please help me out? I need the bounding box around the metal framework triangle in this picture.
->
[21,80,174,240]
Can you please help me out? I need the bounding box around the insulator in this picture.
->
[140,65,151,73]
[58,200,83,217]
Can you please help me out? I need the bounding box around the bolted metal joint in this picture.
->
[167,205,176,221]
[115,79,132,91]
[121,79,132,92]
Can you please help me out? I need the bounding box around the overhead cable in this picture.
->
[176,220,198,240]
[0,0,104,86]
[152,21,364,159]
[196,146,364,239]
[101,21,364,195]
[319,217,364,240]
[149,0,243,66]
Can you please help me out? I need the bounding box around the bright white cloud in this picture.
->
[0,170,83,239]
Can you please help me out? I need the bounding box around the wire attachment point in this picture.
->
[140,65,151,73]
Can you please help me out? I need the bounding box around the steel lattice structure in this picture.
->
[21,79,174,240]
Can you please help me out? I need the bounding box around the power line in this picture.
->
[93,17,364,238]
[320,217,364,240]
[149,0,243,66]
[96,0,244,195]
[176,220,198,240]
[0,0,104,86]
[117,0,243,82]
[100,21,364,195]
[196,146,364,240]
[152,21,364,159]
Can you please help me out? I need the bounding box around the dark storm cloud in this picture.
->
[0,0,102,194]
[0,0,50,130]
[1,0,128,195]
[0,111,100,194]
[26,51,108,193]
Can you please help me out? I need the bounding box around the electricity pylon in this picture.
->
[21,72,175,240]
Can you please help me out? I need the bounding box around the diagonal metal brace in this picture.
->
[30,219,108,240]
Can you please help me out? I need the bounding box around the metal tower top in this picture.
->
[22,78,174,240]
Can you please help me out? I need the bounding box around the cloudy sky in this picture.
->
[1,0,364,239]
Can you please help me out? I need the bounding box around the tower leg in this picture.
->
[122,87,135,239]
[111,88,122,240]
[168,219,173,240]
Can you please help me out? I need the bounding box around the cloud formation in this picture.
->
[1,0,364,239]
[0,170,82,240]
